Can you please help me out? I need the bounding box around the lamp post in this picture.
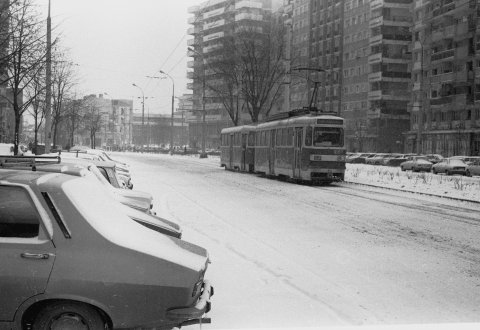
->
[187,47,207,158]
[159,70,175,154]
[132,83,145,147]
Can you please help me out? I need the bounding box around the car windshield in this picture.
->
[312,127,343,147]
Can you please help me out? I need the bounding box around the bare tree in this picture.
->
[62,96,82,149]
[26,72,46,154]
[236,23,288,122]
[81,98,103,149]
[1,0,52,155]
[194,19,287,126]
[50,47,77,148]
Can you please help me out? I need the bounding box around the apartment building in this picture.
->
[367,0,412,153]
[186,0,272,149]
[342,0,370,151]
[290,0,311,109]
[406,0,480,156]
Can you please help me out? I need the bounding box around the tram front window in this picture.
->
[313,127,343,147]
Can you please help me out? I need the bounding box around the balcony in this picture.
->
[203,43,223,53]
[203,19,226,31]
[430,96,452,106]
[187,39,195,46]
[369,34,383,45]
[368,53,382,64]
[187,71,195,79]
[235,0,263,9]
[370,16,383,28]
[235,13,263,21]
[431,25,455,41]
[188,5,200,14]
[432,2,455,18]
[430,48,454,62]
[368,90,383,100]
[187,61,195,69]
[203,7,225,20]
[187,26,202,35]
[368,71,382,82]
[430,72,454,84]
[203,31,225,42]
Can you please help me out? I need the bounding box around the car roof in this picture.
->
[0,168,80,187]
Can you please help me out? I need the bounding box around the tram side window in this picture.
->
[287,128,293,146]
[261,131,266,146]
[248,132,255,146]
[305,126,313,146]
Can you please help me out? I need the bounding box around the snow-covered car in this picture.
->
[400,157,433,172]
[425,154,444,164]
[365,153,389,165]
[431,158,468,175]
[466,158,480,177]
[0,168,212,329]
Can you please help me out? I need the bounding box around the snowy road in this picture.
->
[113,153,480,329]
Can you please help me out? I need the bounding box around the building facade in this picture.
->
[342,0,371,151]
[406,0,480,156]
[186,0,273,149]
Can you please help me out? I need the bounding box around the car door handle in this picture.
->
[21,252,50,260]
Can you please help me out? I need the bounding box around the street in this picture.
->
[113,153,480,329]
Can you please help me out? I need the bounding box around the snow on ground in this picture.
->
[345,164,480,203]
[109,152,480,330]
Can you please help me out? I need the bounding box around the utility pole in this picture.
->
[44,0,52,153]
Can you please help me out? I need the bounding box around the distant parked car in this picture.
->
[450,156,480,165]
[348,153,375,164]
[425,154,444,164]
[400,157,433,172]
[466,158,480,177]
[366,153,389,165]
[381,154,402,166]
[431,158,468,175]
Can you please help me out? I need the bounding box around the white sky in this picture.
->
[38,0,201,114]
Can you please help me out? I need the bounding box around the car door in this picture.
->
[293,127,303,178]
[0,185,55,321]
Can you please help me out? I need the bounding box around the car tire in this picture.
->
[32,302,105,330]
[446,170,451,176]
[466,170,471,177]
[432,168,437,174]
[401,166,405,171]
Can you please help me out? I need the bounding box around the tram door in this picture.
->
[241,133,247,171]
[293,127,303,178]
[229,133,234,169]
[269,130,276,175]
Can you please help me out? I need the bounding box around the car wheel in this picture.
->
[32,302,105,330]
[401,166,405,171]
[446,170,451,176]
[466,170,471,177]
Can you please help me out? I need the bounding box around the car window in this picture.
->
[0,186,40,238]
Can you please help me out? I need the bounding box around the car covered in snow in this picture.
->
[400,157,433,172]
[0,168,213,329]
[466,158,480,177]
[431,158,468,175]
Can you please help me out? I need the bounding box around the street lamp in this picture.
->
[159,70,175,155]
[132,83,145,147]
[187,47,207,158]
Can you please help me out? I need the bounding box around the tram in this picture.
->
[220,125,256,172]
[220,109,346,184]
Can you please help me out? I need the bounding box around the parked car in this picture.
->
[347,153,375,164]
[431,158,468,175]
[450,156,480,165]
[384,154,414,167]
[366,153,389,165]
[0,168,213,329]
[466,158,480,177]
[425,154,444,164]
[400,157,433,172]
[381,153,402,166]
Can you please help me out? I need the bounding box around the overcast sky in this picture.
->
[39,0,200,114]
